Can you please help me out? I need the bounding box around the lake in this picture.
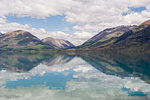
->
[0,52,150,100]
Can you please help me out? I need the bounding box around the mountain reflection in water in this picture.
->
[0,52,150,100]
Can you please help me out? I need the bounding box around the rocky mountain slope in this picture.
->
[0,30,75,50]
[42,37,74,49]
[80,19,150,53]
[114,20,150,48]
[0,30,52,50]
[105,20,150,53]
[81,25,136,48]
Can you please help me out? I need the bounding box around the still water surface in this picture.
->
[0,53,150,100]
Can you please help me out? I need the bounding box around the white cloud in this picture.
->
[0,0,73,18]
[0,0,149,30]
[0,17,6,24]
[64,0,150,31]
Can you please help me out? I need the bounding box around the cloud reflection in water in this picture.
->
[0,54,150,100]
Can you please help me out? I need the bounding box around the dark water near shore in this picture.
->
[0,52,150,100]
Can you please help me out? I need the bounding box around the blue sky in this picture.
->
[7,15,75,33]
[129,6,146,12]
[122,6,146,16]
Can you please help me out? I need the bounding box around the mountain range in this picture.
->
[81,25,136,48]
[0,19,150,52]
[79,19,150,52]
[0,30,74,50]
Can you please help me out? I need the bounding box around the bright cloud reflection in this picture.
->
[0,56,150,100]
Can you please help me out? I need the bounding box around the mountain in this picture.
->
[79,19,150,53]
[113,20,150,50]
[0,32,2,35]
[42,37,75,49]
[0,30,51,50]
[81,25,136,48]
[42,55,74,66]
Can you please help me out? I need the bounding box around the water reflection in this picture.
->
[0,53,150,100]
[80,53,150,83]
[0,53,75,72]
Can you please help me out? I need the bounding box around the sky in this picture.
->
[0,0,150,45]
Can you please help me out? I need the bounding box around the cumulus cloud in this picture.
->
[0,0,73,18]
[0,0,149,27]
[64,0,150,31]
[0,17,6,24]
